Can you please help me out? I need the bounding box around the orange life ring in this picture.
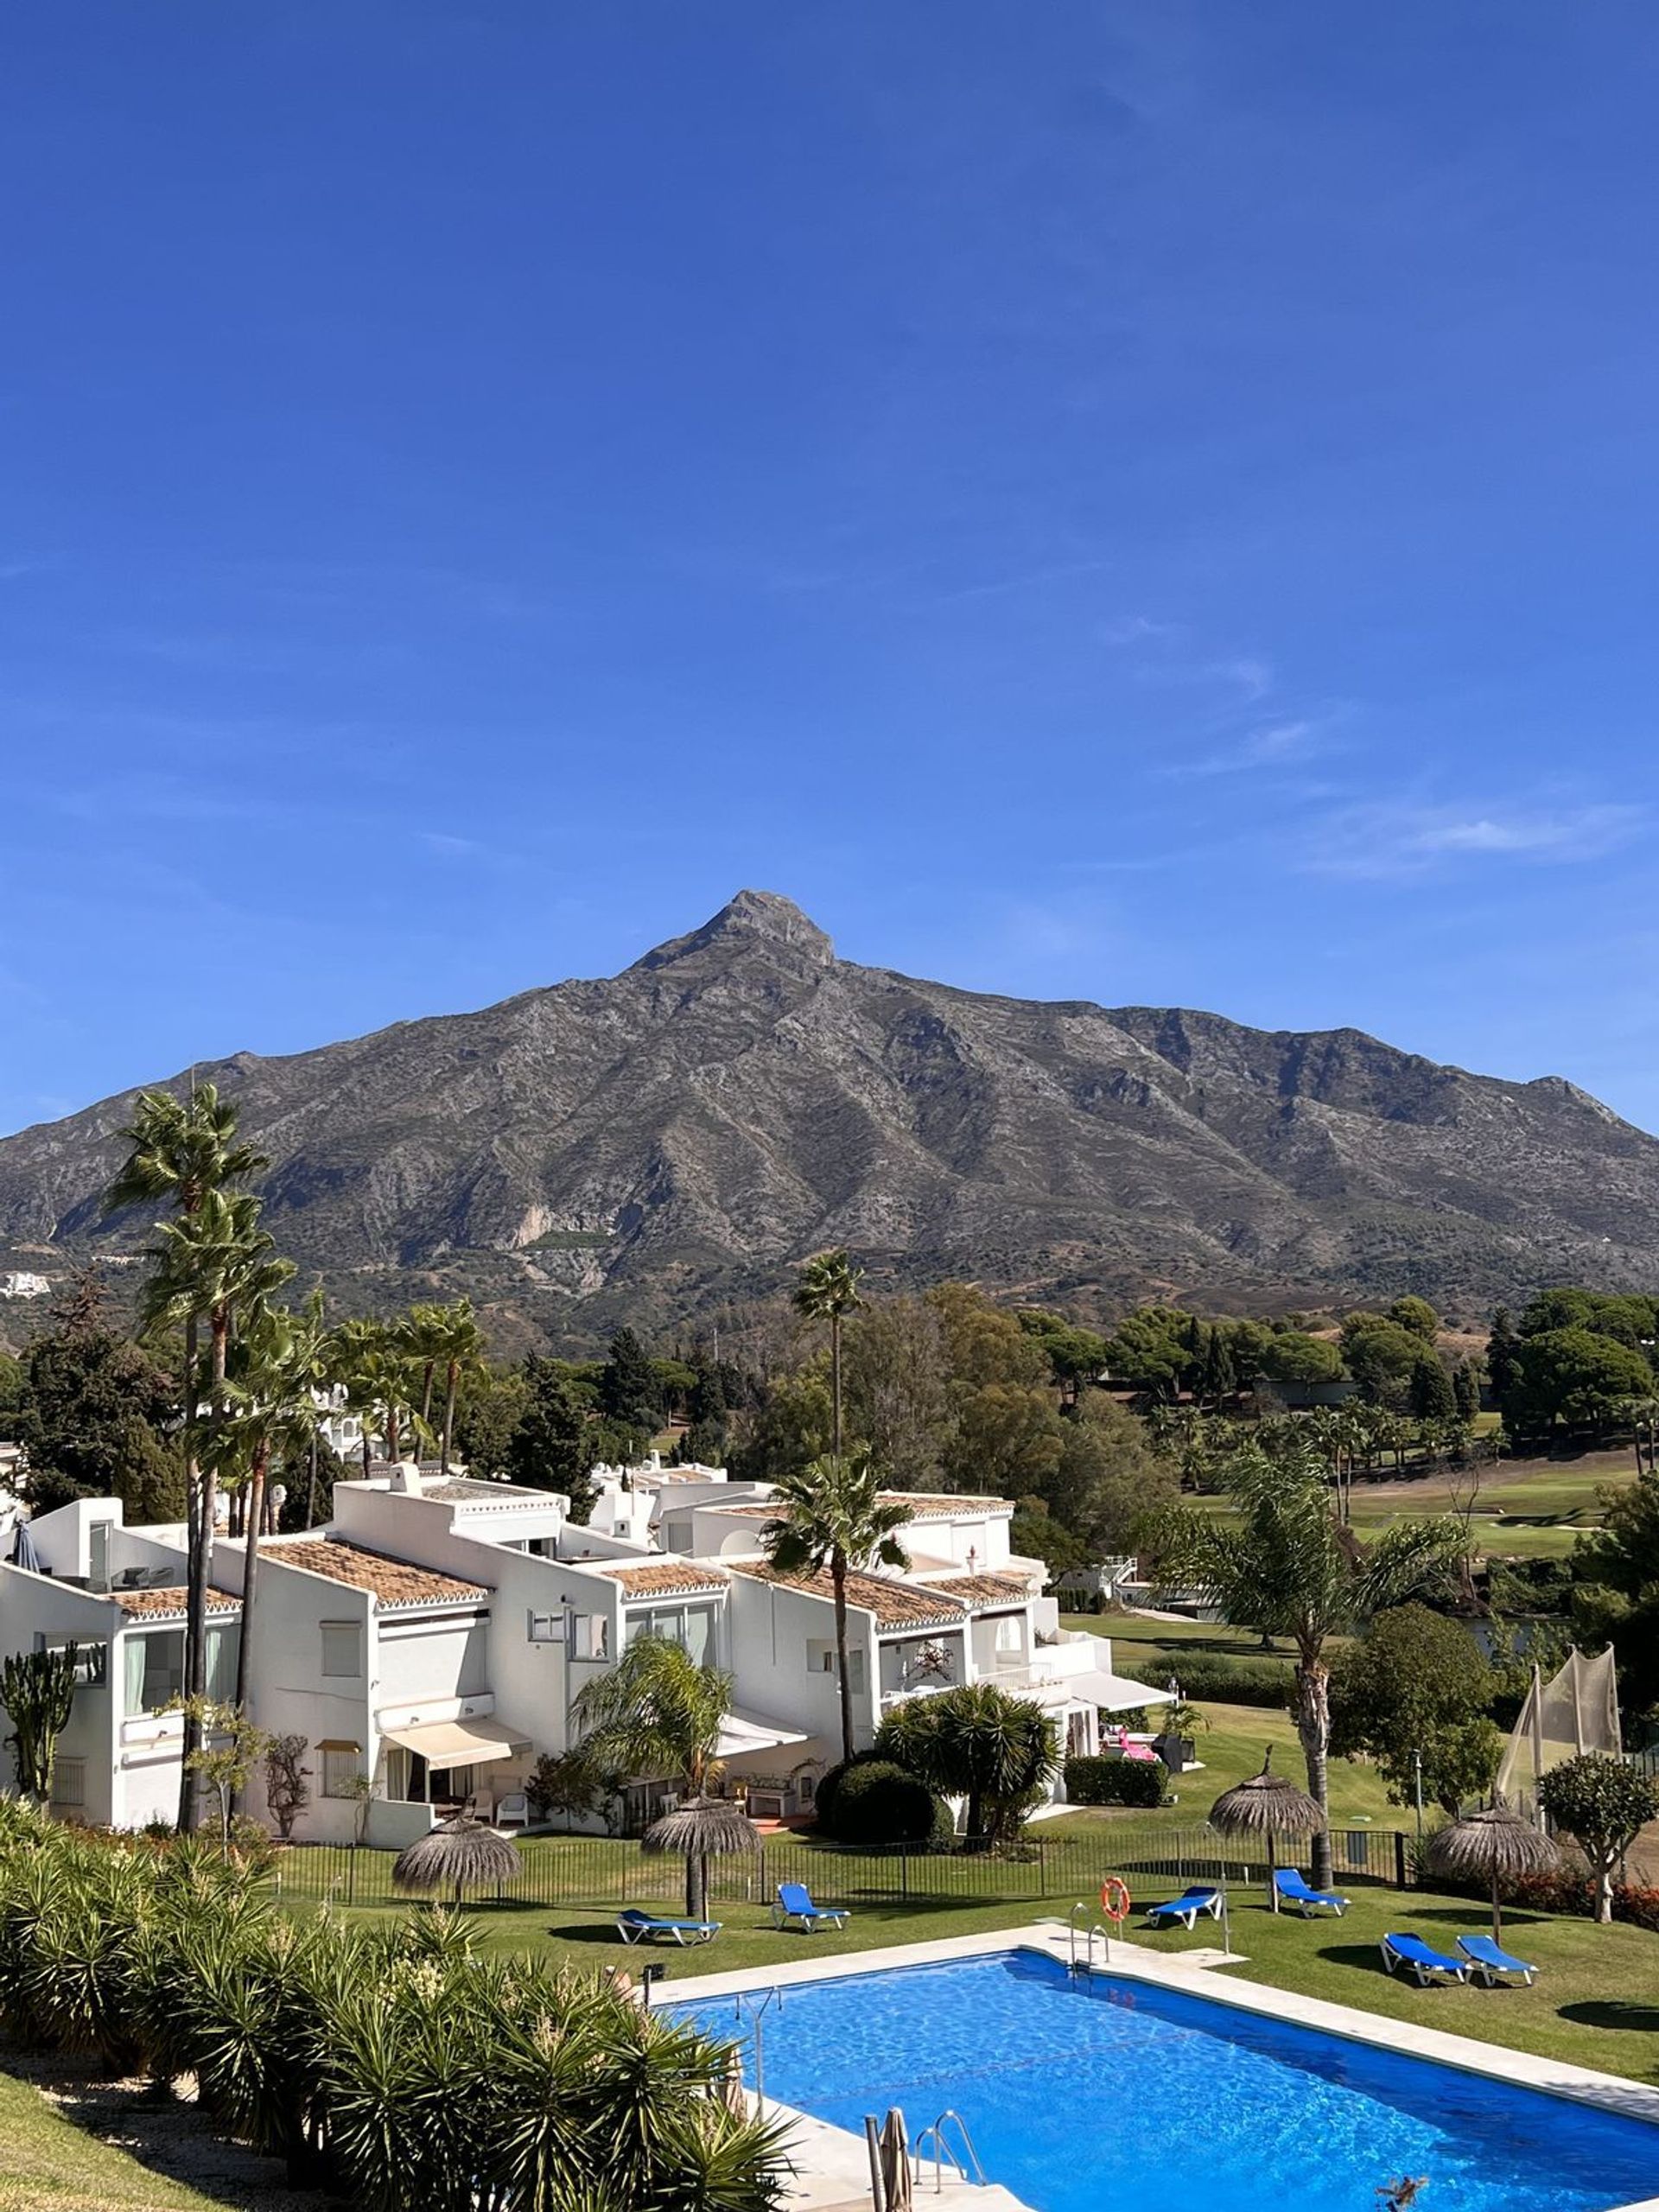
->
[1099,1878,1130,1923]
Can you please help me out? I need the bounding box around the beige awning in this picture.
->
[716,1707,810,1761]
[1061,1668,1175,1714]
[378,1715,528,1766]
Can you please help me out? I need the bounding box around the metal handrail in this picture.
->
[912,2109,987,2192]
[1067,1900,1091,1970]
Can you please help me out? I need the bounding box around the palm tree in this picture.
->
[146,1188,294,1820]
[760,1449,909,1764]
[429,1299,486,1472]
[398,1303,448,1431]
[223,1294,327,1715]
[1154,1443,1459,1888]
[793,1249,863,1459]
[329,1318,422,1470]
[875,1682,1058,1849]
[573,1634,734,1916]
[105,1084,267,1831]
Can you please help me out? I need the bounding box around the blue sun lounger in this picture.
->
[1274,1868,1350,1917]
[1145,1885,1224,1930]
[1458,1934,1538,1987]
[1381,1931,1470,1986]
[772,1881,849,1932]
[616,1908,721,1946]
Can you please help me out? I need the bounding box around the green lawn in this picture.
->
[0,2069,228,2212]
[1153,1450,1637,1560]
[1141,1885,1659,2084]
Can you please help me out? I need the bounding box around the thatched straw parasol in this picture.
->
[642,1794,761,1920]
[1423,1801,1560,1943]
[392,1811,523,1907]
[1208,1747,1325,1912]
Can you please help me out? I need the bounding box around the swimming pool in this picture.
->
[673,1951,1659,2212]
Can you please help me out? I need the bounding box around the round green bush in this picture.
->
[818,1758,943,1846]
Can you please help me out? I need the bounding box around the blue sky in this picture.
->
[5,3,1659,1135]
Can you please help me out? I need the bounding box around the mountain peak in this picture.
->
[632,889,836,971]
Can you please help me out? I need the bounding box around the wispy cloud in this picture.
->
[1304,801,1644,880]
[1183,717,1330,776]
[1101,612,1181,647]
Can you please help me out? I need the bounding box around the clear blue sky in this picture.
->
[5,4,1658,1136]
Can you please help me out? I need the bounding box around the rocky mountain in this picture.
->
[2,888,1656,1348]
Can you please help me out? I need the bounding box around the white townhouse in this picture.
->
[0,1459,1166,1839]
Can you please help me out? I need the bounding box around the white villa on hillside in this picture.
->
[0,1456,1166,1842]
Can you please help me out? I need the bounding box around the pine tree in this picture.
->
[598,1327,661,1437]
[1408,1352,1456,1421]
[508,1357,601,1520]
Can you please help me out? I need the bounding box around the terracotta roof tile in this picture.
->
[730,1562,967,1631]
[598,1560,728,1597]
[926,1573,1034,1608]
[260,1540,491,1610]
[705,1492,1012,1522]
[115,1586,240,1620]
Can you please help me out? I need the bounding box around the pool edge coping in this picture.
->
[662,1921,1659,2212]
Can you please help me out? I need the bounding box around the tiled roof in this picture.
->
[879,1492,1014,1519]
[926,1573,1034,1608]
[115,1586,240,1620]
[423,1479,562,1505]
[260,1540,491,1610]
[730,1562,967,1631]
[700,1492,1012,1522]
[599,1560,728,1597]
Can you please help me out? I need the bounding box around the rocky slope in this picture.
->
[1,889,1653,1345]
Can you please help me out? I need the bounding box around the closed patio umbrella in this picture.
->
[392,1811,522,1907]
[880,2107,912,2212]
[1208,1747,1325,1912]
[10,1522,43,1573]
[642,1794,761,1921]
[1424,1801,1560,1944]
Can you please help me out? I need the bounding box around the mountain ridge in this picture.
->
[2,889,1654,1349]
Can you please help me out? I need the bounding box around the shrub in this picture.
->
[1063,1755,1166,1808]
[820,1760,944,1847]
[1121,1656,1293,1710]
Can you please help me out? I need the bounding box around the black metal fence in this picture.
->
[270,1821,1412,1916]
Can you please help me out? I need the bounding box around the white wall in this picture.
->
[0,1567,123,1825]
[724,1573,878,1758]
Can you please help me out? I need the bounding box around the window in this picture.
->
[40,1637,106,1688]
[994,1615,1022,1656]
[50,1758,86,1809]
[527,1608,564,1643]
[205,1623,239,1700]
[124,1629,184,1716]
[848,1649,865,1692]
[572,1613,608,1661]
[320,1743,363,1797]
[321,1623,361,1679]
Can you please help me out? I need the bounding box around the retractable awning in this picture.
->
[1042,1669,1175,1715]
[716,1707,810,1761]
[378,1715,529,1766]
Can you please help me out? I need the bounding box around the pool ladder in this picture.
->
[912,2110,987,2192]
[1067,1901,1114,1974]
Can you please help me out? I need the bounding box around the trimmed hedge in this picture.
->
[1063,1755,1167,1808]
[1120,1656,1294,1711]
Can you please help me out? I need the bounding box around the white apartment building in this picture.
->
[0,1459,1166,1840]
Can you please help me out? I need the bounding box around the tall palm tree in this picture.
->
[429,1299,486,1472]
[1154,1444,1459,1888]
[224,1293,327,1714]
[398,1303,448,1430]
[105,1084,267,1831]
[147,1188,294,1817]
[573,1634,734,1916]
[793,1249,863,1459]
[760,1449,909,1764]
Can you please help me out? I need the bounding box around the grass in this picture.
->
[1140,1885,1659,2084]
[0,2069,227,2212]
[1141,1450,1638,1560]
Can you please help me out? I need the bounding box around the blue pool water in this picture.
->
[672,1952,1659,2212]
